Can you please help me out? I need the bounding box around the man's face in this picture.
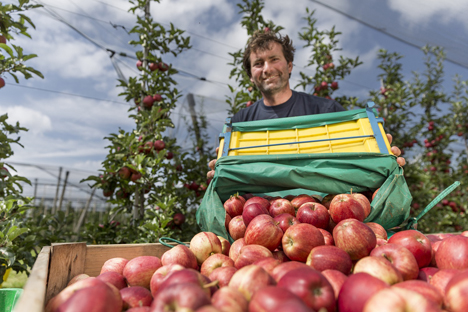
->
[249,42,293,96]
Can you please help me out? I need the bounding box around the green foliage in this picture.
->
[0,115,37,276]
[82,0,211,244]
[369,47,468,233]
[0,1,43,83]
[296,8,362,109]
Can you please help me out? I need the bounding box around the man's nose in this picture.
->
[263,61,272,74]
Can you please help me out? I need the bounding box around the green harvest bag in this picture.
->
[196,152,412,241]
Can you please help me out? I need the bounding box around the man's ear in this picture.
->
[250,76,254,84]
[288,61,293,74]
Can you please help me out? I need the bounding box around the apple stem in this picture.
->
[350,188,353,195]
[203,280,219,288]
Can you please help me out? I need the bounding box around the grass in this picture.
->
[1,270,28,289]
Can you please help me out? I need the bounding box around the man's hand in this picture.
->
[386,133,406,166]
[207,147,219,179]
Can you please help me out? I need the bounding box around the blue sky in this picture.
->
[2,0,468,203]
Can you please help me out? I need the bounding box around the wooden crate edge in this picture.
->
[14,246,51,312]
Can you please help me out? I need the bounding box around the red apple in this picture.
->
[224,212,231,232]
[229,238,245,262]
[429,268,458,295]
[273,213,300,233]
[242,203,269,227]
[363,287,441,312]
[444,270,468,312]
[253,257,281,276]
[142,95,155,108]
[388,230,433,268]
[208,266,237,288]
[211,286,249,312]
[319,228,334,246]
[275,299,315,312]
[158,269,208,295]
[123,256,162,289]
[234,244,273,269]
[248,286,306,312]
[277,267,335,312]
[120,286,152,309]
[127,307,150,312]
[119,167,132,180]
[228,264,276,301]
[296,202,330,229]
[337,272,389,312]
[244,196,270,212]
[161,244,198,270]
[224,194,246,217]
[54,281,122,312]
[291,195,317,211]
[352,193,371,218]
[151,282,211,311]
[190,232,223,265]
[45,277,104,312]
[370,243,419,281]
[200,253,234,277]
[282,223,325,262]
[153,140,166,151]
[322,269,348,299]
[321,194,335,209]
[149,264,185,296]
[333,219,376,260]
[376,238,388,247]
[392,280,443,308]
[67,273,89,286]
[461,231,468,237]
[272,249,290,263]
[217,236,231,256]
[244,214,283,251]
[148,62,159,71]
[96,271,127,290]
[417,267,439,283]
[365,222,388,240]
[372,188,379,201]
[426,234,442,243]
[228,216,246,240]
[435,234,468,270]
[353,256,403,285]
[271,261,310,282]
[306,245,353,275]
[99,257,128,274]
[269,198,295,217]
[329,194,365,223]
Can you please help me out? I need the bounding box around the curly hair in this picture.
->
[243,30,295,78]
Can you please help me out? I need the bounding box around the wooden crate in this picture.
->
[14,242,173,312]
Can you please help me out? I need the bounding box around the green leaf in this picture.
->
[7,227,28,242]
[0,43,14,57]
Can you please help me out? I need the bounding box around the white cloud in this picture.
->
[4,106,52,135]
[389,0,468,29]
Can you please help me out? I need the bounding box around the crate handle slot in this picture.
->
[228,135,375,151]
[158,237,188,248]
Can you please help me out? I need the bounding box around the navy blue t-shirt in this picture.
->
[231,90,345,122]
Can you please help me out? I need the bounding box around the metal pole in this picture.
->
[57,171,70,212]
[52,167,62,214]
[187,93,203,155]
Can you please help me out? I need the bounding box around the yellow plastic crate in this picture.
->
[217,103,393,158]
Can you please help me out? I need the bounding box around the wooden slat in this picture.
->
[84,243,172,277]
[14,246,51,312]
[45,242,87,304]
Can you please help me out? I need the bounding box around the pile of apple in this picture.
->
[45,192,468,312]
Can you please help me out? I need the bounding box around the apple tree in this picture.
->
[295,7,362,109]
[83,0,212,243]
[369,46,467,233]
[0,0,43,88]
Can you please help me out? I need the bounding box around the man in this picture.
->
[207,31,404,179]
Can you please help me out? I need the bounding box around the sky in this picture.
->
[2,0,468,207]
